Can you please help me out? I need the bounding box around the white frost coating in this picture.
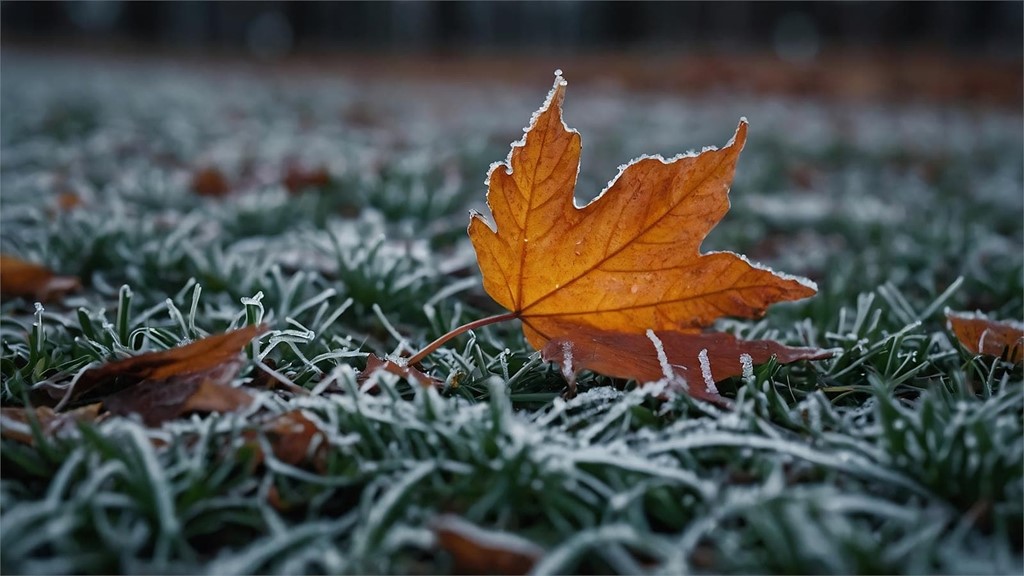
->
[476,70,576,233]
[698,348,719,395]
[978,329,990,353]
[559,340,574,381]
[713,249,819,292]
[740,353,754,381]
[646,329,674,380]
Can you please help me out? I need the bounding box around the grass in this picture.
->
[1,53,1022,574]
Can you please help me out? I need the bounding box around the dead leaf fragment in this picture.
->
[0,254,81,302]
[541,321,831,403]
[56,191,84,212]
[946,310,1023,363]
[62,324,266,414]
[283,164,330,194]
[263,409,326,467]
[467,72,826,396]
[103,378,253,426]
[361,354,442,388]
[432,514,543,575]
[191,166,231,197]
[0,404,101,445]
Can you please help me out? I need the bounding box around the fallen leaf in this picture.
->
[0,404,102,445]
[61,324,266,414]
[283,163,330,194]
[946,309,1023,363]
[362,354,442,388]
[540,321,831,403]
[468,73,826,397]
[191,166,231,197]
[56,191,84,212]
[432,514,543,575]
[262,409,326,467]
[0,254,81,302]
[103,378,253,426]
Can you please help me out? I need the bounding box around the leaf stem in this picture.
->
[406,311,518,365]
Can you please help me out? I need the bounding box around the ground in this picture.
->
[1,51,1022,574]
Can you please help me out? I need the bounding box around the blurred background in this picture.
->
[2,0,1021,107]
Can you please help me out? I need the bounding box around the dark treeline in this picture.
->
[2,1,1021,57]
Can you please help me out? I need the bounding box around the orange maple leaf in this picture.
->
[469,73,827,399]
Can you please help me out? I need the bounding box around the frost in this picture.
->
[559,340,574,382]
[713,249,819,292]
[646,329,674,380]
[568,386,622,405]
[698,348,719,395]
[740,353,754,381]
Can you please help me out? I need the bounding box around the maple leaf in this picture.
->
[945,309,1023,364]
[539,320,830,403]
[468,72,827,398]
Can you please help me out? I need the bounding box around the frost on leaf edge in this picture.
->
[579,116,749,211]
[471,69,580,234]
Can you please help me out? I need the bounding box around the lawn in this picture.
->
[1,52,1022,574]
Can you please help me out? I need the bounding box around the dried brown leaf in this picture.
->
[0,254,81,303]
[283,164,330,194]
[61,325,266,423]
[102,378,253,426]
[432,514,543,575]
[0,404,102,445]
[191,166,231,197]
[946,309,1023,364]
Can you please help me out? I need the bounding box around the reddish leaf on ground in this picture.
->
[262,409,327,467]
[466,72,827,396]
[946,309,1023,364]
[56,191,84,212]
[0,254,81,303]
[283,163,330,194]
[432,514,544,575]
[540,321,832,404]
[361,354,442,388]
[239,410,329,511]
[191,166,231,197]
[0,404,102,445]
[60,325,266,415]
